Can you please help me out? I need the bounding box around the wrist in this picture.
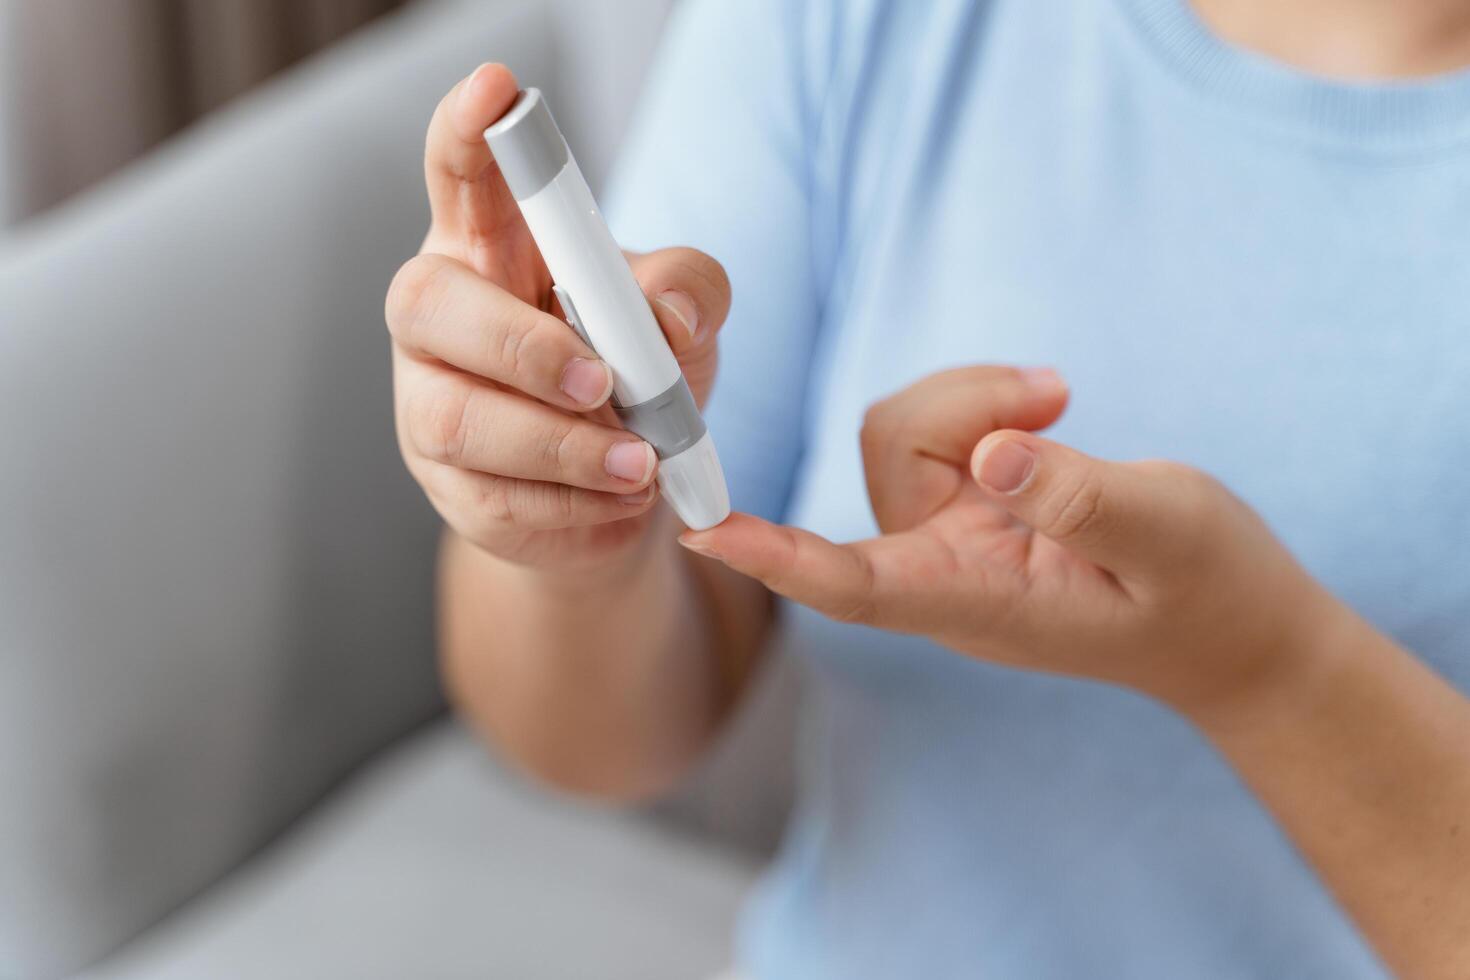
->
[1176,588,1374,739]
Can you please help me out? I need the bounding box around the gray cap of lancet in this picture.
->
[482,88,570,201]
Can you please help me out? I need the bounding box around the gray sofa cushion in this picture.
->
[72,722,756,980]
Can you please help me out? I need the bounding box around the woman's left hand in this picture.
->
[680,365,1347,712]
[688,364,1470,978]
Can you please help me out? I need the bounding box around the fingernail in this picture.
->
[561,358,613,408]
[457,63,487,111]
[654,291,699,340]
[1021,367,1066,393]
[618,485,656,506]
[606,441,656,484]
[977,440,1037,494]
[678,536,722,560]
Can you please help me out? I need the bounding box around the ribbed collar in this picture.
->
[1112,0,1470,154]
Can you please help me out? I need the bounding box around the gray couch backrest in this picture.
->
[0,1,682,975]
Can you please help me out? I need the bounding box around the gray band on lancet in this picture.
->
[614,379,707,459]
[482,88,570,201]
[552,284,706,459]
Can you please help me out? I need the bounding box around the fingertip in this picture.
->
[1020,366,1069,398]
[678,531,722,560]
[1015,366,1070,429]
[560,356,615,410]
[970,431,1040,494]
[678,512,767,563]
[630,249,731,353]
[653,291,701,348]
[700,512,768,536]
[969,430,1003,478]
[617,483,659,508]
[605,439,657,488]
[454,62,520,142]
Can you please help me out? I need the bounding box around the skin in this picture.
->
[682,372,1470,980]
[387,64,769,800]
[1192,0,1470,79]
[391,7,1470,973]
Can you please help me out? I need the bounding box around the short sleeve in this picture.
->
[603,0,830,523]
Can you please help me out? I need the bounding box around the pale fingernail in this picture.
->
[457,63,488,112]
[560,358,613,408]
[977,440,1037,494]
[1021,366,1066,393]
[606,441,655,483]
[618,485,656,506]
[654,291,699,340]
[678,536,722,560]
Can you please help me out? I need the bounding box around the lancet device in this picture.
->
[484,88,730,531]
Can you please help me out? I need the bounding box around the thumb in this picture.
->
[969,431,1189,578]
[625,247,729,408]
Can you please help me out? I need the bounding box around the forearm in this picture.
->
[439,514,769,801]
[1185,603,1470,979]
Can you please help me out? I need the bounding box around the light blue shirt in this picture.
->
[606,1,1470,976]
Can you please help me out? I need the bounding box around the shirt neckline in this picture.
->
[1111,0,1470,154]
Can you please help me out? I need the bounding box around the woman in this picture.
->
[384,0,1470,976]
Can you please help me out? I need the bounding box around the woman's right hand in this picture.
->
[386,63,730,573]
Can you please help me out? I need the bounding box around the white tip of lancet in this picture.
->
[657,431,730,531]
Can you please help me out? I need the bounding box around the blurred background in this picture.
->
[0,1,797,977]
[0,0,405,229]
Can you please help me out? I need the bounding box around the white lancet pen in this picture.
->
[483,88,731,531]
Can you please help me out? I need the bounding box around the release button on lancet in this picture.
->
[551,283,594,349]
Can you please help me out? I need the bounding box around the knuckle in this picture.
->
[412,464,497,547]
[825,550,879,625]
[524,479,576,525]
[549,482,578,522]
[385,254,451,343]
[1042,473,1105,542]
[492,308,528,381]
[828,593,877,625]
[407,378,473,466]
[476,476,518,525]
[489,302,559,383]
[476,478,578,528]
[537,419,578,474]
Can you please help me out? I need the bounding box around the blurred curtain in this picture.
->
[0,0,409,228]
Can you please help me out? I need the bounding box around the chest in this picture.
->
[789,29,1470,675]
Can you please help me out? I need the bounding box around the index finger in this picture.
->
[680,514,885,626]
[861,366,1070,533]
[680,513,985,635]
